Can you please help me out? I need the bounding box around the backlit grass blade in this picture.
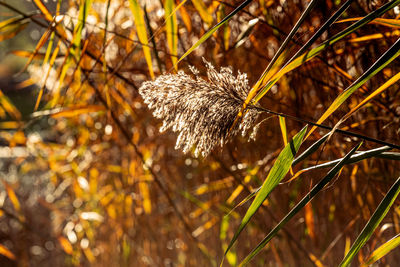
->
[0,17,29,42]
[72,0,92,57]
[35,39,62,111]
[295,146,391,173]
[239,143,362,266]
[348,31,400,43]
[251,0,400,105]
[19,27,51,73]
[0,244,16,261]
[32,0,53,22]
[375,152,400,160]
[306,36,400,138]
[337,17,400,28]
[249,0,319,98]
[192,0,213,25]
[164,0,178,70]
[0,89,21,120]
[52,0,91,107]
[361,234,400,267]
[339,176,400,267]
[222,126,307,262]
[176,0,253,67]
[129,0,154,78]
[340,70,400,123]
[278,116,288,146]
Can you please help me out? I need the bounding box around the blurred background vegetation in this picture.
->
[0,0,400,266]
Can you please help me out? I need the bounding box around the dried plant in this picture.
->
[139,60,259,157]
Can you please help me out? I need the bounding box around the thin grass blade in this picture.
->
[248,0,319,99]
[337,17,400,28]
[0,17,29,42]
[238,143,362,266]
[341,70,400,123]
[0,89,21,120]
[251,0,400,105]
[339,176,400,267]
[129,0,154,78]
[164,0,178,69]
[361,234,400,267]
[296,146,391,173]
[32,0,54,22]
[307,36,400,138]
[222,126,307,263]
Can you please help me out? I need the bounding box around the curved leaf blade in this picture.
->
[361,234,400,267]
[223,126,307,260]
[339,176,400,267]
[239,143,362,266]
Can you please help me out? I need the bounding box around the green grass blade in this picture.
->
[72,0,92,56]
[299,146,391,171]
[278,116,288,146]
[375,152,400,160]
[239,143,362,266]
[339,176,400,267]
[129,0,154,78]
[361,234,400,266]
[222,126,307,262]
[164,0,178,70]
[176,0,253,67]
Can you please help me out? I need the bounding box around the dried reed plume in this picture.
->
[139,59,259,157]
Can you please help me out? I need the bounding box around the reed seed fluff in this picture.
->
[139,59,259,157]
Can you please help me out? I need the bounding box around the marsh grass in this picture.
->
[0,0,399,266]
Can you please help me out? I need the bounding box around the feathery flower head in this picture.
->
[139,59,259,157]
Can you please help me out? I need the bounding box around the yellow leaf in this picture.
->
[128,0,154,78]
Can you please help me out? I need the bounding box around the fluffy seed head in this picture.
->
[139,59,259,157]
